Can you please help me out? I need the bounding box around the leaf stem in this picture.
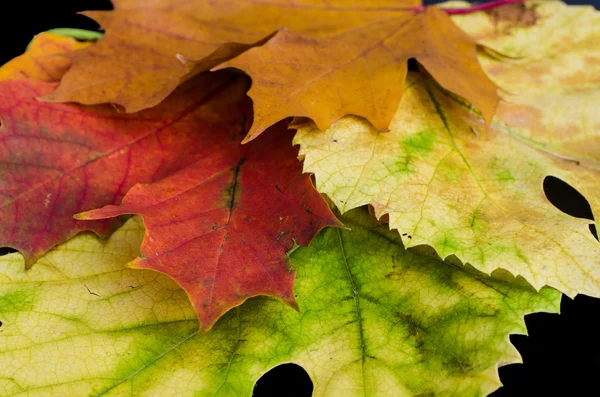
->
[44,28,104,41]
[439,0,527,16]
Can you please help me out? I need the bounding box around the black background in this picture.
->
[1,1,599,396]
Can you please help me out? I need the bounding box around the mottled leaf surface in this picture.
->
[295,67,599,300]
[0,69,249,263]
[42,0,498,140]
[0,209,560,397]
[0,33,91,83]
[450,0,600,167]
[77,122,340,330]
[294,1,600,298]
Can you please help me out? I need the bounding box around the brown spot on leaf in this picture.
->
[487,3,539,33]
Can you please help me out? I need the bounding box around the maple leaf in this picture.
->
[0,64,250,263]
[0,32,91,83]
[76,120,341,330]
[449,0,600,164]
[40,0,499,141]
[295,40,600,300]
[0,35,339,328]
[294,0,600,300]
[0,209,560,397]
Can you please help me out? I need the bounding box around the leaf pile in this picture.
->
[295,0,600,298]
[0,210,560,396]
[1,1,599,396]
[0,37,339,330]
[40,0,500,139]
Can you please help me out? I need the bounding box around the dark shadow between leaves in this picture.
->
[253,363,313,397]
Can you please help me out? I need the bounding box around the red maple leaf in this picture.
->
[0,71,245,262]
[1,71,340,328]
[78,120,340,329]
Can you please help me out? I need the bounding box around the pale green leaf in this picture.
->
[0,210,559,396]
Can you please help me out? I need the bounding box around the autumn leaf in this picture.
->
[0,36,339,328]
[0,209,560,396]
[449,0,600,164]
[1,30,253,263]
[40,0,499,140]
[0,67,249,263]
[294,1,600,300]
[295,45,600,301]
[2,3,597,394]
[76,120,341,330]
[0,32,91,83]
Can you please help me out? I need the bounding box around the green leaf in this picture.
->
[0,209,560,397]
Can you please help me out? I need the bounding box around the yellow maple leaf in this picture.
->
[451,0,600,166]
[294,1,600,298]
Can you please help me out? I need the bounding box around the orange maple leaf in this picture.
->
[40,0,499,141]
[0,32,91,83]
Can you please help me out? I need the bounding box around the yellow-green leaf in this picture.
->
[294,1,600,298]
[450,0,600,166]
[0,209,560,396]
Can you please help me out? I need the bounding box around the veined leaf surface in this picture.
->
[77,121,341,330]
[295,2,600,299]
[40,0,499,140]
[0,37,339,327]
[0,209,560,396]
